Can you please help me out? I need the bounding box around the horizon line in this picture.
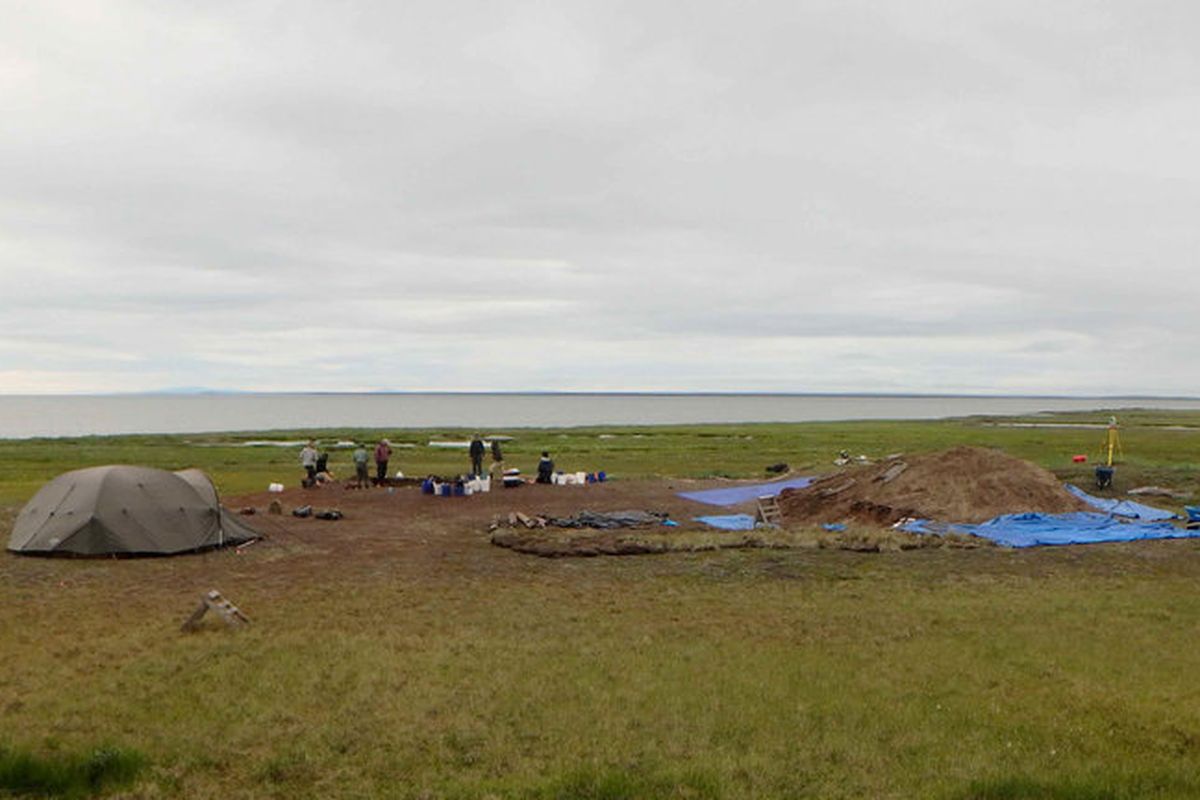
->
[2,390,1200,401]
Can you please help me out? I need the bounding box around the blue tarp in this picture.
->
[695,514,758,531]
[678,477,813,507]
[1064,484,1178,521]
[901,512,1195,548]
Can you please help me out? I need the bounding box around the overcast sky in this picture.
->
[1,1,1196,395]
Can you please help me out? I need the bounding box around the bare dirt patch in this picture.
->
[214,478,714,579]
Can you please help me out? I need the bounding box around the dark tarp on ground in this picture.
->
[901,512,1194,548]
[547,510,669,529]
[8,465,259,556]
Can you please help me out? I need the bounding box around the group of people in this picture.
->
[468,433,503,477]
[299,439,393,489]
[300,435,558,488]
[466,434,553,483]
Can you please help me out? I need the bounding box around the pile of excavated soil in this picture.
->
[779,446,1088,527]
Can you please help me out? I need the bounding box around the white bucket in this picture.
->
[575,472,587,485]
[268,482,284,493]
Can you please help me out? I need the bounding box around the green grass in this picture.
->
[2,411,1200,797]
[1,409,1197,507]
[957,771,1200,800]
[0,745,145,798]
[10,561,1200,798]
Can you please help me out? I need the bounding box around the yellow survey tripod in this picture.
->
[1095,416,1122,489]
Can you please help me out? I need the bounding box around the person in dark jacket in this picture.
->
[536,451,554,484]
[469,434,485,476]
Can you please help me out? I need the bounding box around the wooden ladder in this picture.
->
[181,589,251,632]
[756,495,784,527]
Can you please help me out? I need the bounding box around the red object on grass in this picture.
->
[1072,455,1088,463]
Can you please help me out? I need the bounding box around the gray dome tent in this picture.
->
[8,466,259,556]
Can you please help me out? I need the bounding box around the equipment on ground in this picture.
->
[1095,416,1123,489]
[756,495,785,526]
[1185,506,1200,530]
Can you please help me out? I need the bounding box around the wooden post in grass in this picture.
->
[181,590,250,632]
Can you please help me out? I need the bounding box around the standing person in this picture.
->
[374,438,392,485]
[469,434,485,477]
[352,442,370,489]
[490,438,504,479]
[537,451,555,484]
[300,440,318,486]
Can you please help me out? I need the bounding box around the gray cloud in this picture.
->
[1,0,1196,394]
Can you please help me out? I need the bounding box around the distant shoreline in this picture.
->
[6,390,1200,401]
[3,393,1200,440]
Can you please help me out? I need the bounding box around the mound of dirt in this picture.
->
[779,446,1088,527]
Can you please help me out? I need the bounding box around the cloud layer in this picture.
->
[2,1,1196,394]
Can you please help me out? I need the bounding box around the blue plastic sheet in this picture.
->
[901,512,1194,548]
[694,514,758,531]
[1064,484,1178,521]
[678,477,813,507]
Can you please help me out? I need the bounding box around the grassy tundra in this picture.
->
[2,410,1199,799]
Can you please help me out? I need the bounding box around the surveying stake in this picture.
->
[1095,416,1123,489]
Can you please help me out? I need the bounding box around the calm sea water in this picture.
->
[2,393,1199,439]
